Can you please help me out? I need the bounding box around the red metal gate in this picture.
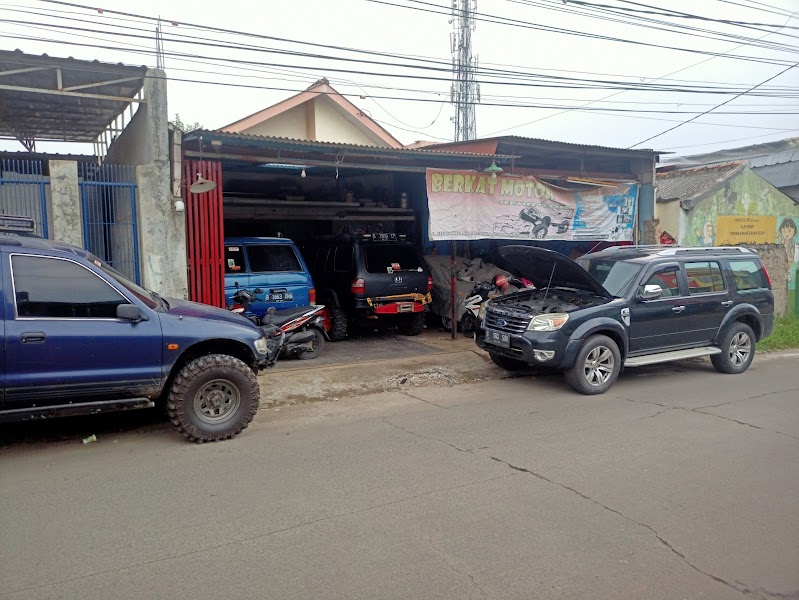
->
[184,160,225,307]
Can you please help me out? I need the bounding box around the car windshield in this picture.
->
[577,258,642,297]
[87,253,158,309]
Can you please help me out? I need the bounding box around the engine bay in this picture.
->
[492,289,602,315]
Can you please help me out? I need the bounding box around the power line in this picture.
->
[660,129,799,150]
[367,0,798,66]
[629,61,799,147]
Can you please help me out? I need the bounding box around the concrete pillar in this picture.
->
[136,163,188,299]
[48,160,83,247]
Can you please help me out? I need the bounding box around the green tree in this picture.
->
[170,114,203,133]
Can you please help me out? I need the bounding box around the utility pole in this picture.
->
[450,0,479,141]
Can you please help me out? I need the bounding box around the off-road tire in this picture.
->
[557,220,570,234]
[398,312,425,336]
[489,352,528,371]
[565,335,621,395]
[167,354,259,442]
[328,306,348,341]
[532,224,548,239]
[297,328,325,360]
[711,322,755,374]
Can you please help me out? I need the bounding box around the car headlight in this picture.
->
[527,313,569,331]
[477,301,488,321]
[254,336,269,355]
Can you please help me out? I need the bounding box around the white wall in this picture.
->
[243,105,307,139]
[314,97,384,146]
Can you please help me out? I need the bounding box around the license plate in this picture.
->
[398,302,414,313]
[268,292,293,302]
[485,328,511,348]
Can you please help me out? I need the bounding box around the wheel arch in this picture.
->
[566,318,629,363]
[716,305,763,342]
[163,340,257,400]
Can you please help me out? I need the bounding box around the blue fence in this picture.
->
[79,163,140,284]
[0,159,49,237]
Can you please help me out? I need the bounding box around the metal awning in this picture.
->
[0,50,147,149]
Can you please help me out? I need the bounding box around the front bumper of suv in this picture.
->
[475,326,571,367]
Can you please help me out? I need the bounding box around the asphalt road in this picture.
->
[2,353,798,600]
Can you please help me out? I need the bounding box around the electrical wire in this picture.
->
[659,129,799,150]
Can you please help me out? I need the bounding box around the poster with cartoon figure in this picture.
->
[777,217,799,315]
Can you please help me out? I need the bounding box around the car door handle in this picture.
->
[721,301,733,307]
[672,306,686,313]
[20,331,46,344]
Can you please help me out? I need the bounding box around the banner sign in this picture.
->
[715,215,777,246]
[426,169,638,242]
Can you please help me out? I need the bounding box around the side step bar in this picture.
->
[0,398,155,423]
[624,347,721,368]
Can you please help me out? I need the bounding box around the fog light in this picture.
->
[533,350,555,362]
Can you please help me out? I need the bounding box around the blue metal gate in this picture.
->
[0,159,49,237]
[79,163,140,283]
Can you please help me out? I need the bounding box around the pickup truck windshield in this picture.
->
[88,253,158,309]
[577,258,642,297]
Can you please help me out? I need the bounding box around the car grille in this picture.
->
[484,308,530,334]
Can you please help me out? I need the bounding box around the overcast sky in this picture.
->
[2,0,798,156]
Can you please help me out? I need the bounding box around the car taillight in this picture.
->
[309,288,316,304]
[351,278,365,295]
[427,276,433,292]
[762,263,772,288]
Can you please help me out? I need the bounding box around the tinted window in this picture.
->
[363,245,423,274]
[685,261,725,294]
[90,253,157,309]
[12,255,128,318]
[334,246,353,272]
[729,260,768,291]
[578,258,642,296]
[225,245,245,274]
[640,267,680,298]
[247,244,302,272]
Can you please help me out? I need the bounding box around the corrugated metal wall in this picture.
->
[184,160,225,307]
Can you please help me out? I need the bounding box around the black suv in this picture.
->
[306,234,433,339]
[477,245,774,394]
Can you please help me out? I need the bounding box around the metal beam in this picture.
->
[0,83,145,103]
[0,67,49,78]
[63,76,144,92]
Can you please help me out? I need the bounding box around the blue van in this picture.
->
[224,237,315,320]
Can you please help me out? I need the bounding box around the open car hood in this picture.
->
[499,246,612,299]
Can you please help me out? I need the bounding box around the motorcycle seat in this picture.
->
[265,305,320,327]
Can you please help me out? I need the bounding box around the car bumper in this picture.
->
[762,313,775,340]
[475,326,571,367]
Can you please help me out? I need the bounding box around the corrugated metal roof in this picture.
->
[662,137,799,167]
[184,130,518,159]
[746,149,799,168]
[0,49,147,143]
[656,162,745,208]
[427,135,663,156]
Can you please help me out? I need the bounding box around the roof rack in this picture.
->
[0,215,36,234]
[657,247,754,256]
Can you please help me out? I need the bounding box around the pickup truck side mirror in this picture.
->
[638,284,663,302]
[117,304,145,322]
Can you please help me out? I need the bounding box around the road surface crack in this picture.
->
[382,417,476,453]
[489,456,781,599]
[400,390,449,409]
[687,408,799,441]
[427,539,487,600]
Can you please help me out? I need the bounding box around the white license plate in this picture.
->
[398,303,414,313]
[485,328,511,348]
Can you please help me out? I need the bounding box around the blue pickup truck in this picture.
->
[1,216,269,442]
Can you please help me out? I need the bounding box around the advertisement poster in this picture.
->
[426,169,638,242]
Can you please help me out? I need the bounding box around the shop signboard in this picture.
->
[426,169,638,242]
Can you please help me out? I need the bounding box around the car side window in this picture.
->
[334,245,353,272]
[225,246,245,274]
[728,260,768,291]
[247,244,302,272]
[685,261,726,295]
[640,267,681,298]
[12,255,128,319]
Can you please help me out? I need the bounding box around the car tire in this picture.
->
[328,306,348,341]
[557,220,570,234]
[565,335,621,395]
[297,328,325,360]
[532,224,548,239]
[398,312,425,336]
[711,322,755,374]
[489,352,528,371]
[167,354,259,443]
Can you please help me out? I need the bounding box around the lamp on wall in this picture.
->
[483,161,503,181]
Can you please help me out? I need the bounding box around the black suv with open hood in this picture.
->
[477,245,774,394]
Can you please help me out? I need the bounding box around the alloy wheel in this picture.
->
[583,346,615,387]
